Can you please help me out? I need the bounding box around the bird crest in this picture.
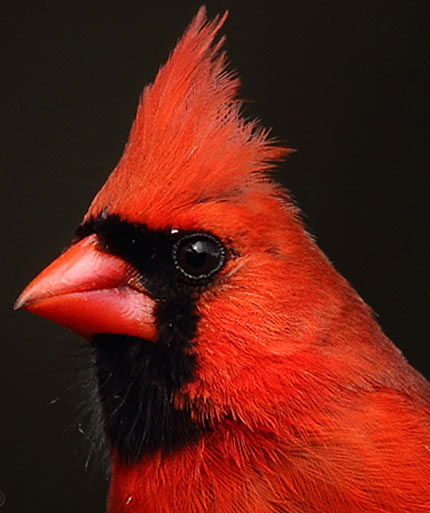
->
[85,7,290,228]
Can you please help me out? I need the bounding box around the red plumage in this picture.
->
[17,7,430,513]
[86,8,289,228]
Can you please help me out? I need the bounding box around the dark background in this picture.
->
[1,0,429,511]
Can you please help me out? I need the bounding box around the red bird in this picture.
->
[16,8,430,513]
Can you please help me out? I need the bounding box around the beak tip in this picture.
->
[14,293,27,311]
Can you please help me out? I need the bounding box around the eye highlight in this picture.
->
[173,233,226,281]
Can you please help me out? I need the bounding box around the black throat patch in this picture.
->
[75,214,218,463]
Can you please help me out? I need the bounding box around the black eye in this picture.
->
[173,233,226,281]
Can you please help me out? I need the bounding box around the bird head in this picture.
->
[15,8,371,466]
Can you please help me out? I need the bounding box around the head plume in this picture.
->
[86,7,290,227]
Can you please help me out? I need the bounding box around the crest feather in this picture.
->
[86,7,290,226]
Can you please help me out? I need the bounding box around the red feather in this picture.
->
[85,7,290,230]
[17,6,430,513]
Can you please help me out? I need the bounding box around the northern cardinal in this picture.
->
[16,7,430,513]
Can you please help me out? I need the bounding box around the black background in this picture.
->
[2,1,429,511]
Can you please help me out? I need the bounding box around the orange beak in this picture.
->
[15,234,157,341]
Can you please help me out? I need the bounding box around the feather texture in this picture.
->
[17,6,430,513]
[85,7,290,229]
